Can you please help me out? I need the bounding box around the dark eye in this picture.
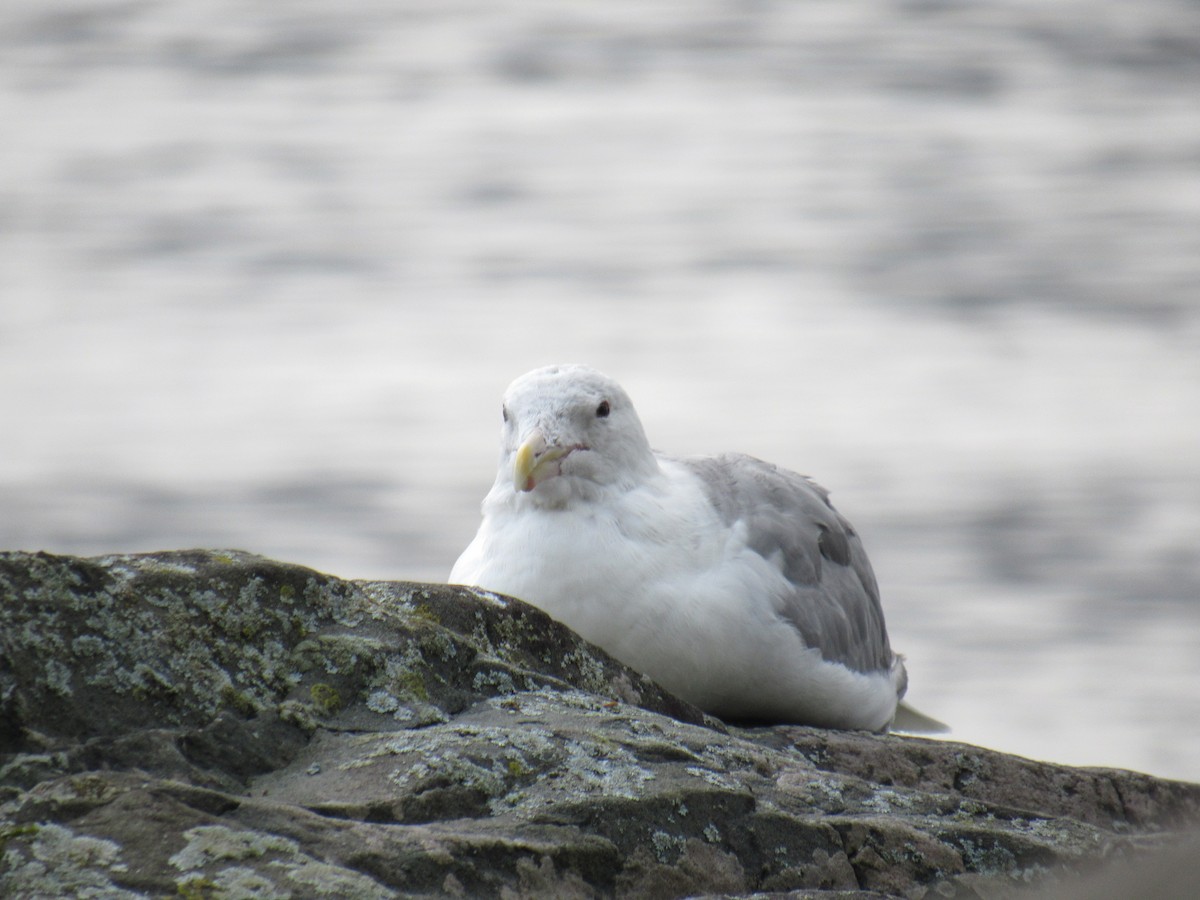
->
[595,400,610,418]
[501,405,509,423]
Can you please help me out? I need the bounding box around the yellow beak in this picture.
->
[513,430,572,492]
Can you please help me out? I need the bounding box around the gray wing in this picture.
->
[681,453,896,675]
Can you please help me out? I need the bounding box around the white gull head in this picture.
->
[496,364,658,506]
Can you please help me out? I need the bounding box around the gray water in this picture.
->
[3,0,1199,781]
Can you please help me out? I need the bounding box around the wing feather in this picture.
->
[680,453,894,674]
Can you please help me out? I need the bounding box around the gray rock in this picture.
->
[1,550,1197,899]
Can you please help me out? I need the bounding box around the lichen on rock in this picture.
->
[1,550,1198,898]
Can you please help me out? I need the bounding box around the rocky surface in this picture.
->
[1,550,1197,899]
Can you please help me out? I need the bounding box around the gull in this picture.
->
[451,364,937,732]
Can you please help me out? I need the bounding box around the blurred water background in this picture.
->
[2,1,1198,781]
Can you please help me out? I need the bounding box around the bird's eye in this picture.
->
[501,404,509,423]
[595,400,610,418]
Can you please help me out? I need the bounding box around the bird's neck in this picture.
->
[494,467,660,514]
